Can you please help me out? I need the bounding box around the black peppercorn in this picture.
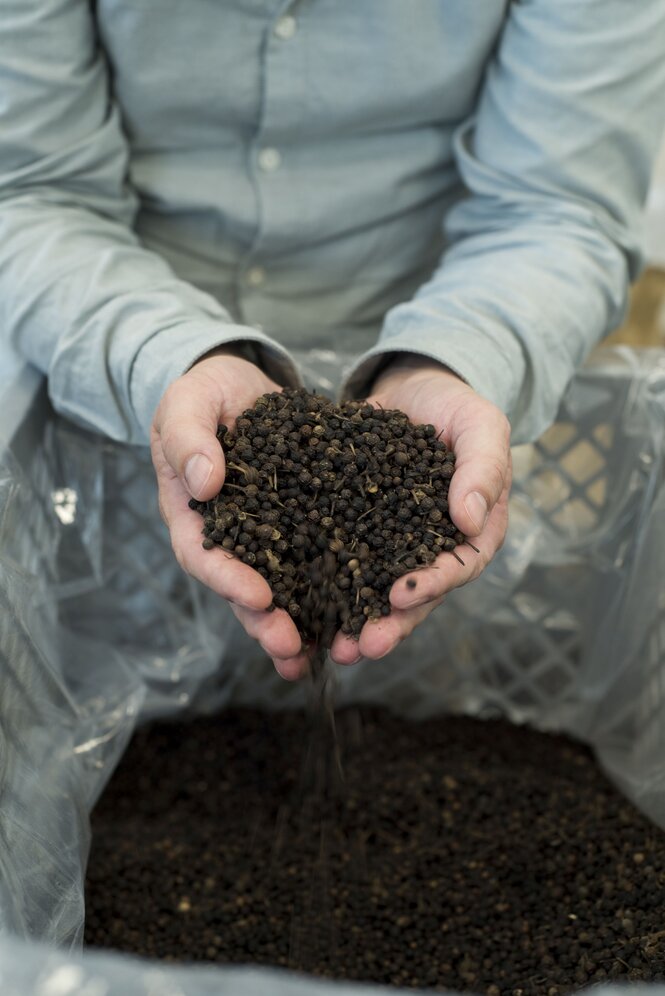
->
[193,387,468,647]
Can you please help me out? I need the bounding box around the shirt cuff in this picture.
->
[339,312,527,421]
[129,322,302,442]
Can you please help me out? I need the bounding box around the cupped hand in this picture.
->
[330,356,512,666]
[150,351,309,679]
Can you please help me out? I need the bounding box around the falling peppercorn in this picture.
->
[189,388,473,646]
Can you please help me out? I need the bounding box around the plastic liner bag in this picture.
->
[1,346,665,994]
[1,939,665,996]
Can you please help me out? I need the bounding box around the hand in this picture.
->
[329,356,512,666]
[150,351,309,679]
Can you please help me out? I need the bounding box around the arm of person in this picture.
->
[342,0,665,445]
[0,0,299,445]
[329,0,665,667]
[0,0,308,675]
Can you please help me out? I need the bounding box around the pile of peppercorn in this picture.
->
[188,388,469,646]
[86,708,665,993]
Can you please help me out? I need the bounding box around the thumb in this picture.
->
[154,372,226,501]
[447,401,511,538]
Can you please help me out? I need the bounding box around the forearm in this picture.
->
[346,207,628,443]
[0,0,299,445]
[0,196,298,443]
[343,0,665,444]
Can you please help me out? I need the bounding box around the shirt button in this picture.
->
[246,266,265,287]
[274,15,296,40]
[258,147,282,172]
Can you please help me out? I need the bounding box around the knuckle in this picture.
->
[485,456,507,500]
[162,411,219,458]
[159,424,183,464]
[495,409,511,442]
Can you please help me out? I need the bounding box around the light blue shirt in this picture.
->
[1,0,664,444]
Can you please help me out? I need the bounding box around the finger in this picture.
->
[162,471,273,610]
[273,653,312,681]
[153,373,227,501]
[357,596,445,660]
[390,483,510,610]
[329,631,363,666]
[447,404,511,537]
[228,602,304,666]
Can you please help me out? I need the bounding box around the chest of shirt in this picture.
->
[96,1,508,152]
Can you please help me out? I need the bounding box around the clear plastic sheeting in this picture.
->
[1,938,665,996]
[0,937,428,996]
[1,346,664,995]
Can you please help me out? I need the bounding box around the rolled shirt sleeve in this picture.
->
[0,0,299,445]
[342,0,665,444]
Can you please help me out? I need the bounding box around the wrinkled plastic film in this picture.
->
[3,935,665,996]
[1,347,664,995]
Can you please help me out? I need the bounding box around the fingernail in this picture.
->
[463,491,489,532]
[184,453,213,498]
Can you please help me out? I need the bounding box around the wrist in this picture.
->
[190,341,260,369]
[371,352,468,394]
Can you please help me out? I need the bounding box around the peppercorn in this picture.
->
[190,387,469,647]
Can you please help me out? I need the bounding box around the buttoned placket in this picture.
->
[238,3,300,331]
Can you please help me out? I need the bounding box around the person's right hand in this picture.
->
[150,350,309,680]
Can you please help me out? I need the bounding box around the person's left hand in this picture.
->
[329,356,512,666]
